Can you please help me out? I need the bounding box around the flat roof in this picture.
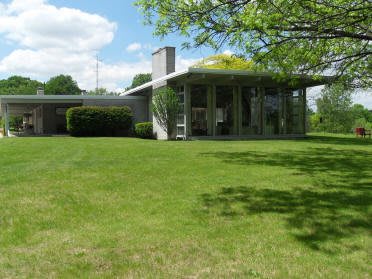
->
[122,67,331,96]
[0,94,145,104]
[0,95,146,114]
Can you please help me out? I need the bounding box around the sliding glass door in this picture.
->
[215,86,234,135]
[241,87,261,135]
[283,89,304,134]
[264,88,280,135]
[190,85,208,136]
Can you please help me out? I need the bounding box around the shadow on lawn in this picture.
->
[200,147,372,253]
[306,135,372,146]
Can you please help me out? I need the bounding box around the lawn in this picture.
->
[0,134,371,278]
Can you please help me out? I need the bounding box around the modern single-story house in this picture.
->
[124,47,327,139]
[0,46,327,139]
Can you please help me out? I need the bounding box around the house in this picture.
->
[124,47,327,139]
[0,46,327,139]
[0,94,148,136]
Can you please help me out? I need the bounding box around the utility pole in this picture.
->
[96,55,99,92]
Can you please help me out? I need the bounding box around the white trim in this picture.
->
[4,104,9,137]
[0,95,145,100]
[122,69,188,96]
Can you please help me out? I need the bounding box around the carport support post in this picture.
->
[4,104,9,137]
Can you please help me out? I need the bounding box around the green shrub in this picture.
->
[135,122,153,139]
[66,106,133,137]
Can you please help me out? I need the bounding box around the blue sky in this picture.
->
[0,0,370,107]
[0,0,217,91]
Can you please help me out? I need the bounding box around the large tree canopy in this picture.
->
[136,0,371,88]
[192,54,255,70]
[126,73,152,91]
[45,75,81,95]
[0,76,43,95]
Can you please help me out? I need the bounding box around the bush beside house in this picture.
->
[66,106,133,136]
[135,122,153,139]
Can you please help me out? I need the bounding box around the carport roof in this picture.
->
[0,95,145,114]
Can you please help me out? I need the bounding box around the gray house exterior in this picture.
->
[0,46,326,139]
[124,47,326,140]
[0,95,148,136]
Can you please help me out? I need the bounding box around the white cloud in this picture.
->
[223,50,234,56]
[307,86,372,110]
[176,55,200,71]
[126,42,142,52]
[353,90,372,109]
[0,0,150,91]
[0,2,6,15]
[0,0,202,92]
[0,1,116,52]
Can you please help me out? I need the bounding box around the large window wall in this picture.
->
[188,84,305,137]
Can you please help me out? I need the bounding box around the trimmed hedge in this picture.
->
[66,106,133,137]
[135,122,153,139]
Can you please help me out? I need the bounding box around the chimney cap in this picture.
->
[36,86,45,95]
[152,46,175,55]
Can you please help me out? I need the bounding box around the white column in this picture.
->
[4,104,9,137]
[184,83,191,138]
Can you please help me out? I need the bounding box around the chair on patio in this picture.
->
[355,127,371,138]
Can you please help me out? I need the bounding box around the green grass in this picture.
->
[0,134,371,278]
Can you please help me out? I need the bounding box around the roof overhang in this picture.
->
[0,95,146,114]
[122,68,332,96]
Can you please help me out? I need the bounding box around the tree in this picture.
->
[351,104,372,122]
[126,73,152,90]
[45,75,81,95]
[192,54,255,70]
[135,0,371,88]
[152,87,180,139]
[316,83,353,133]
[9,116,23,131]
[0,76,43,95]
[350,104,372,130]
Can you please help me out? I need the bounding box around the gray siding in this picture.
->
[42,103,81,134]
[82,99,148,123]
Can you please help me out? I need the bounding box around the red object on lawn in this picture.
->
[355,127,371,138]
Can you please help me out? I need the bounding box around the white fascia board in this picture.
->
[122,69,189,96]
[0,95,146,104]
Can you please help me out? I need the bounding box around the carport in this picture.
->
[0,95,148,136]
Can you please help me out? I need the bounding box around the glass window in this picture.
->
[283,89,304,134]
[241,87,261,135]
[191,85,208,136]
[264,88,280,135]
[216,86,234,135]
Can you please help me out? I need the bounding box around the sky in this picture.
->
[0,0,216,91]
[0,0,371,108]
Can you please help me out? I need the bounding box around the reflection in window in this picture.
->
[284,89,303,134]
[216,86,234,135]
[264,88,279,135]
[241,87,261,135]
[191,85,208,136]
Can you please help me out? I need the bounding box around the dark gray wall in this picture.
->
[83,98,148,123]
[42,103,81,134]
